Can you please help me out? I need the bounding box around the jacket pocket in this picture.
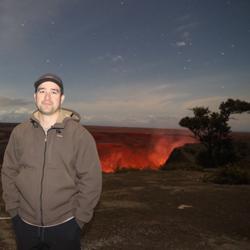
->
[15,168,39,217]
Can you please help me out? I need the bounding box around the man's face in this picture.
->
[34,81,65,115]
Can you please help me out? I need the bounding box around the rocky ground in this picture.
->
[1,170,250,250]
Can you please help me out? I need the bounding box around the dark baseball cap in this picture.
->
[34,73,64,94]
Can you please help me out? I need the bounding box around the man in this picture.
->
[1,73,102,250]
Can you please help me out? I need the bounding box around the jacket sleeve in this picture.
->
[1,129,20,217]
[74,129,102,227]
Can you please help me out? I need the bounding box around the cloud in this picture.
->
[0,96,34,122]
[176,14,191,22]
[63,83,190,128]
[76,113,180,129]
[67,83,188,115]
[1,74,249,131]
[176,41,186,47]
[174,19,197,48]
[0,96,33,107]
[91,53,125,64]
[0,106,34,123]
[112,55,124,62]
[0,81,188,128]
[175,22,198,33]
[182,96,228,111]
[0,78,190,128]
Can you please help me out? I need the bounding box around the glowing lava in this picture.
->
[90,127,197,173]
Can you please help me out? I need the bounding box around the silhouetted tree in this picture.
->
[179,99,250,167]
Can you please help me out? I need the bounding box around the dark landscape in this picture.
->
[0,124,250,249]
[0,123,198,173]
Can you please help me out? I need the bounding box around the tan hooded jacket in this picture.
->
[1,108,102,227]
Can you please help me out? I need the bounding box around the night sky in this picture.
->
[0,0,250,131]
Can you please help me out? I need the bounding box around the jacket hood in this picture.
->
[31,108,81,128]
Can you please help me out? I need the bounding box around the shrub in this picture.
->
[204,164,250,185]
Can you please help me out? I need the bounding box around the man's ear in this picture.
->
[61,94,65,104]
[33,93,37,102]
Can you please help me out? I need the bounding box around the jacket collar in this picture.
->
[30,108,81,129]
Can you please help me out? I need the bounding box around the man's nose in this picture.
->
[44,92,51,100]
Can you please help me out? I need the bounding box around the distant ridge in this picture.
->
[0,122,191,134]
[0,122,249,138]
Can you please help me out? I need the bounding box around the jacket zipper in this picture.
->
[40,132,48,226]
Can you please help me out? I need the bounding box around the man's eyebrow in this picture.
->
[37,87,60,92]
[51,88,60,92]
[37,87,45,91]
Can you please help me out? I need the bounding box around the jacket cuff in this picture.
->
[8,209,18,218]
[76,219,85,229]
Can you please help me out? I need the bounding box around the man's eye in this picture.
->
[38,90,45,94]
[51,91,58,95]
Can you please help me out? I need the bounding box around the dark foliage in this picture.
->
[204,165,250,185]
[179,99,250,167]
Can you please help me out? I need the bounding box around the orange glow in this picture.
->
[94,131,197,173]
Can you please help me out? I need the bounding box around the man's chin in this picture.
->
[39,108,58,116]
